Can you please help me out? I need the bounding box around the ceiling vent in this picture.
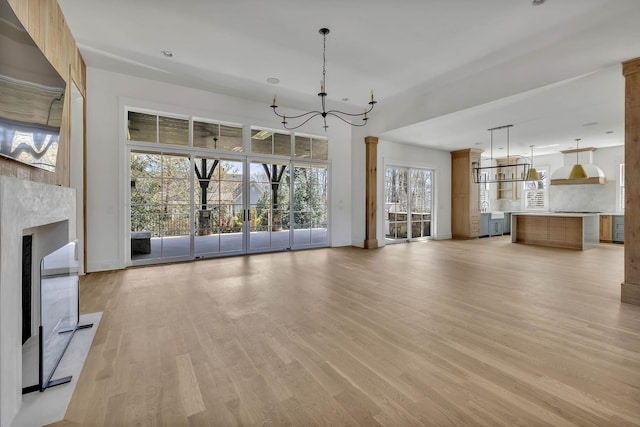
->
[550,147,606,185]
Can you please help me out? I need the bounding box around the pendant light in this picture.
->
[525,145,540,181]
[472,124,530,183]
[568,138,588,180]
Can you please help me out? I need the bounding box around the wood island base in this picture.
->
[511,213,599,251]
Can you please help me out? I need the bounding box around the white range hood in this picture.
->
[550,147,606,185]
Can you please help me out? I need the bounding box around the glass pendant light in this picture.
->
[525,145,540,181]
[568,138,588,179]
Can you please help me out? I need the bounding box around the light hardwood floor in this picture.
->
[52,237,640,426]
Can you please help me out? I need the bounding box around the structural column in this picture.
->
[621,58,640,304]
[364,136,379,249]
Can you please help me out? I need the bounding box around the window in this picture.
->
[479,172,490,212]
[620,163,625,211]
[127,111,189,145]
[294,135,329,160]
[250,128,291,156]
[523,168,547,210]
[193,121,243,152]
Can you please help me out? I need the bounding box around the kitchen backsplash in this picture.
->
[492,181,618,213]
[549,181,617,212]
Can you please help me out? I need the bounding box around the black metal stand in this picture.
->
[21,323,94,394]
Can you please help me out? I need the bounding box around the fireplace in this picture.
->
[0,176,76,427]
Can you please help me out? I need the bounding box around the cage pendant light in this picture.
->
[472,125,530,184]
[568,138,588,179]
[525,145,541,181]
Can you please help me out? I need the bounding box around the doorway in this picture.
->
[384,166,433,243]
[129,152,329,264]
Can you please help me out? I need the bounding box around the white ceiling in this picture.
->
[57,0,640,157]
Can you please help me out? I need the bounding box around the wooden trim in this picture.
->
[364,136,378,249]
[621,282,640,305]
[559,147,597,155]
[622,57,640,77]
[550,177,606,185]
[3,0,86,186]
[622,56,640,304]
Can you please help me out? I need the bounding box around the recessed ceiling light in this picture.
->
[161,50,173,58]
[583,121,598,127]
[532,0,546,5]
[474,142,483,145]
[266,77,280,84]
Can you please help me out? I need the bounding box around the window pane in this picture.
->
[274,133,291,156]
[251,129,272,154]
[524,169,547,210]
[128,111,157,142]
[219,125,243,152]
[193,121,218,149]
[159,116,189,146]
[295,136,311,158]
[312,138,328,160]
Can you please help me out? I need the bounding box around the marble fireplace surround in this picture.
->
[0,176,76,427]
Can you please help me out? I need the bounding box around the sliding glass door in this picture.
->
[385,165,433,243]
[193,157,244,258]
[127,112,331,265]
[292,163,328,248]
[249,160,291,252]
[130,152,191,262]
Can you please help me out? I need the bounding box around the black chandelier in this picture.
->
[270,28,377,131]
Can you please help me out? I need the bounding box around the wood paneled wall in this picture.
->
[2,0,86,186]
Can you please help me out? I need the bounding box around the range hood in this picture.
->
[550,147,606,185]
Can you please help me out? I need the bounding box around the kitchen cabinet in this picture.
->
[481,212,504,237]
[503,212,512,234]
[451,149,482,239]
[613,215,624,243]
[490,218,504,236]
[496,157,519,200]
[480,213,490,236]
[599,215,612,243]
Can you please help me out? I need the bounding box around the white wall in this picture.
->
[85,68,352,272]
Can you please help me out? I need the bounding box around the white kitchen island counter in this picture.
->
[511,212,599,250]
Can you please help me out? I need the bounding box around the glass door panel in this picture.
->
[385,167,409,242]
[194,157,244,257]
[410,168,433,239]
[293,163,328,247]
[249,160,291,251]
[130,152,191,262]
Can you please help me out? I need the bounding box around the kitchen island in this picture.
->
[511,212,599,250]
